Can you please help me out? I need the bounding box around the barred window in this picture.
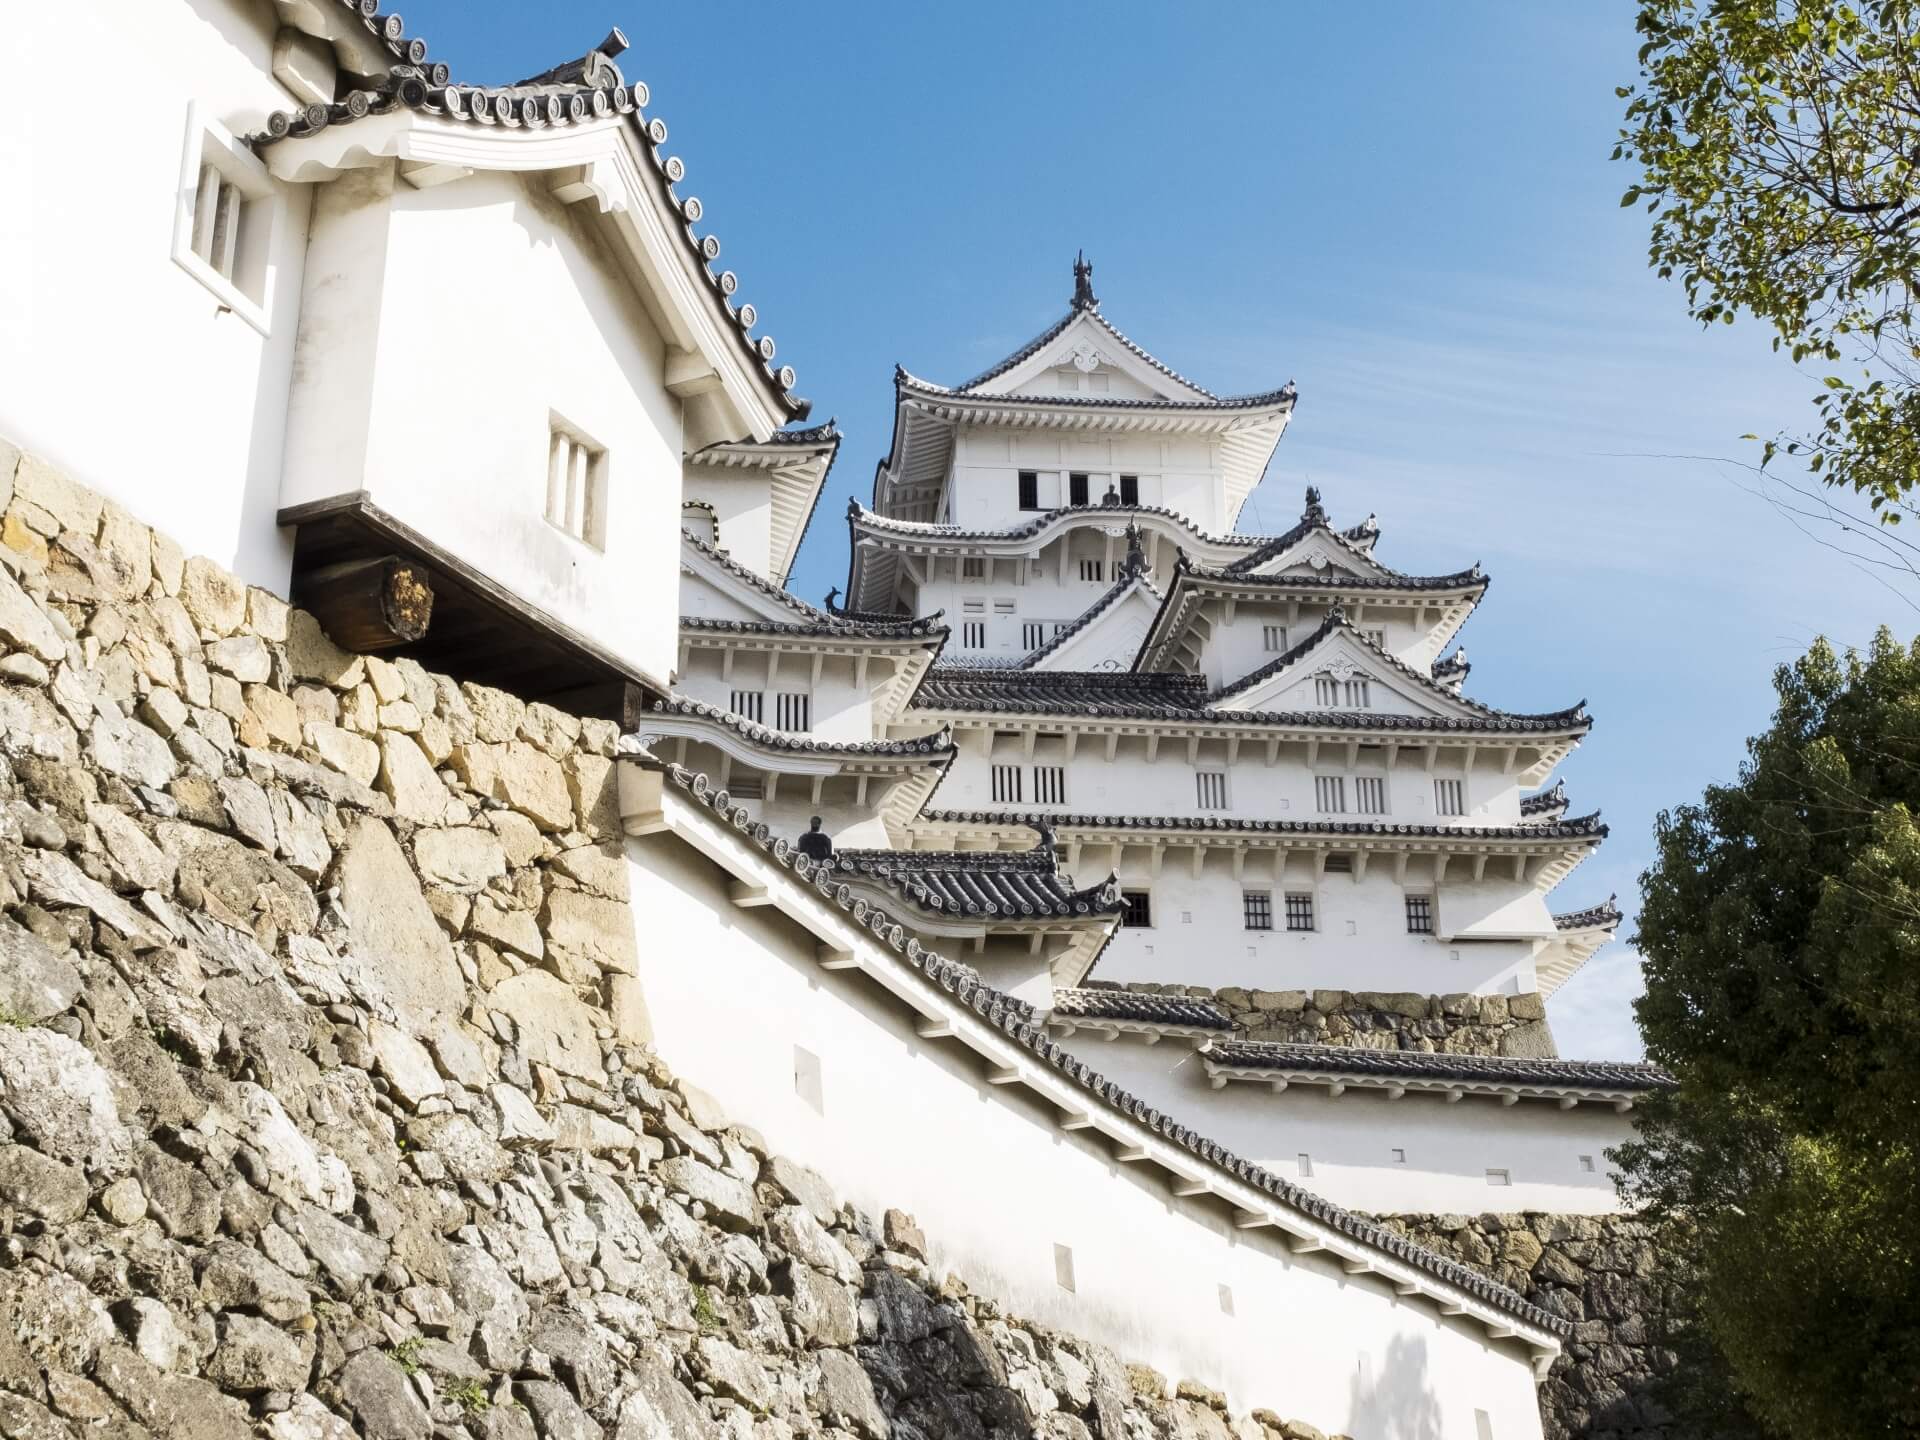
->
[1354,776,1388,814]
[1284,892,1315,931]
[1243,890,1273,931]
[1344,676,1371,708]
[1314,775,1346,813]
[1080,559,1104,583]
[990,764,1022,803]
[1313,675,1339,705]
[962,621,985,648]
[1196,770,1228,809]
[1364,628,1386,650]
[1434,778,1466,816]
[1119,473,1140,505]
[546,423,609,549]
[729,689,763,724]
[961,556,985,579]
[1017,470,1040,510]
[1069,471,1090,506]
[1121,890,1153,928]
[1405,894,1433,934]
[1021,621,1049,650]
[775,692,810,733]
[1263,624,1287,652]
[1033,765,1067,805]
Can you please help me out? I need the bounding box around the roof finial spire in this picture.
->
[1071,250,1098,311]
[1302,484,1327,525]
[1122,520,1147,576]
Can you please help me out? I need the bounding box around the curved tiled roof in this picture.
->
[1184,561,1487,595]
[1554,896,1623,931]
[645,698,954,760]
[831,847,1122,921]
[849,498,1268,550]
[255,26,810,419]
[1051,987,1233,1030]
[921,808,1610,843]
[1202,1039,1672,1093]
[951,284,1224,399]
[912,659,1590,735]
[900,367,1297,414]
[1433,650,1471,682]
[635,754,1571,1338]
[684,533,945,640]
[1521,780,1569,817]
[1014,529,1159,669]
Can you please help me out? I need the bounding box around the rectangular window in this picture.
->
[1069,472,1090,506]
[793,1045,823,1114]
[961,556,985,579]
[1119,473,1139,505]
[1313,675,1339,706]
[1263,624,1287,653]
[1195,770,1228,810]
[1485,1168,1511,1188]
[727,775,765,800]
[1365,628,1387,650]
[1284,893,1315,931]
[1296,1153,1314,1178]
[1121,890,1153,928]
[1033,765,1067,805]
[993,598,1016,614]
[1434,778,1466,816]
[1021,622,1049,650]
[1079,558,1104,583]
[1054,1242,1076,1293]
[1579,1154,1596,1173]
[546,422,609,549]
[1405,894,1433,934]
[729,689,764,724]
[1391,1148,1407,1164]
[1344,677,1371,708]
[1017,470,1040,510]
[1324,853,1354,874]
[1314,775,1346,813]
[1243,890,1273,931]
[1354,776,1387,815]
[962,621,986,648]
[775,692,810,733]
[990,764,1023,803]
[172,106,277,332]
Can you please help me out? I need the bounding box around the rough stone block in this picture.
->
[542,886,636,974]
[414,826,506,891]
[335,816,465,1029]
[489,969,600,1080]
[308,722,380,786]
[286,610,363,688]
[13,452,102,535]
[179,556,247,636]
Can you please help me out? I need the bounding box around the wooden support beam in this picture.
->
[985,1065,1021,1085]
[1234,1210,1274,1231]
[292,556,433,652]
[915,1018,954,1040]
[817,946,859,970]
[1059,1111,1097,1130]
[1115,1146,1151,1164]
[1288,1235,1325,1253]
[728,881,772,908]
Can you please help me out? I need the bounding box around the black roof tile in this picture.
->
[646,698,954,760]
[921,807,1610,843]
[683,533,945,641]
[832,846,1122,921]
[1554,896,1623,930]
[1051,987,1233,1030]
[1202,1039,1672,1092]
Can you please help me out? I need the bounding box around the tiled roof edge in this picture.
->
[645,697,955,759]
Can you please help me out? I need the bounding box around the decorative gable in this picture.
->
[966,309,1214,405]
[1029,584,1161,673]
[1211,626,1460,720]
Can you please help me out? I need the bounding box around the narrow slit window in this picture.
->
[775,692,810,733]
[1485,1168,1511,1187]
[1284,893,1315,931]
[1297,1153,1314,1178]
[1054,1243,1076,1293]
[990,764,1023,803]
[727,775,765,800]
[793,1045,823,1114]
[729,689,764,724]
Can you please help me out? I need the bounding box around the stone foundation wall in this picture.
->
[0,442,1351,1440]
[1373,1213,1674,1440]
[1113,981,1557,1056]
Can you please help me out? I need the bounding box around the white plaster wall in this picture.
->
[674,648,881,744]
[282,167,684,683]
[683,466,775,582]
[1077,1039,1634,1216]
[937,729,1528,825]
[949,429,1224,534]
[627,827,1548,1439]
[1078,857,1540,995]
[0,0,309,589]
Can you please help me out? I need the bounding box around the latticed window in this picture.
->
[1080,559,1104,583]
[1263,624,1287,653]
[1314,775,1346,813]
[1354,776,1387,815]
[961,556,985,579]
[990,764,1022,803]
[1121,891,1153,928]
[1032,766,1066,805]
[1434,778,1466,816]
[962,621,985,648]
[1365,628,1386,650]
[1284,892,1315,931]
[729,689,763,724]
[1196,770,1228,809]
[1313,675,1339,705]
[1243,890,1273,931]
[1405,894,1433,934]
[775,692,809,733]
[1344,677,1371,708]
[1021,622,1049,650]
[546,423,608,548]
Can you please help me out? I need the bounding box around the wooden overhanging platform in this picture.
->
[278,492,656,725]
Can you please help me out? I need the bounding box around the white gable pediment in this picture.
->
[1243,534,1384,583]
[1213,631,1449,719]
[1030,585,1161,673]
[678,540,808,626]
[969,311,1210,405]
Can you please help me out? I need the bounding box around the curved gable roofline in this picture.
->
[683,532,945,641]
[953,303,1220,400]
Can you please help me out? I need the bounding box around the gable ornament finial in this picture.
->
[1072,250,1098,311]
[1303,485,1327,525]
[1122,520,1147,576]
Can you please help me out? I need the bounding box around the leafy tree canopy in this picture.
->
[1618,1,1920,513]
[1622,630,1920,1434]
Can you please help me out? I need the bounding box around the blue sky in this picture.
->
[400,3,1905,1058]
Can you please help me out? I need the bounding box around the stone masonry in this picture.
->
[1109,981,1558,1057]
[0,439,1359,1440]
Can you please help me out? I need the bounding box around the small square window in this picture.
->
[1485,1168,1511,1187]
[1579,1154,1596,1173]
[1391,1147,1407,1164]
[1121,890,1153,928]
[547,419,610,549]
[171,104,277,334]
[1296,1152,1314,1178]
[1284,893,1315,931]
[961,556,986,579]
[1405,894,1434,934]
[1243,890,1273,931]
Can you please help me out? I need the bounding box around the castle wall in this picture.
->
[950,429,1224,533]
[0,441,1558,1440]
[0,0,310,591]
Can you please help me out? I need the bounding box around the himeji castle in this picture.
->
[663,255,1654,1221]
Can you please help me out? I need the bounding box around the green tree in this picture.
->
[1617,1,1920,513]
[1621,630,1920,1434]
